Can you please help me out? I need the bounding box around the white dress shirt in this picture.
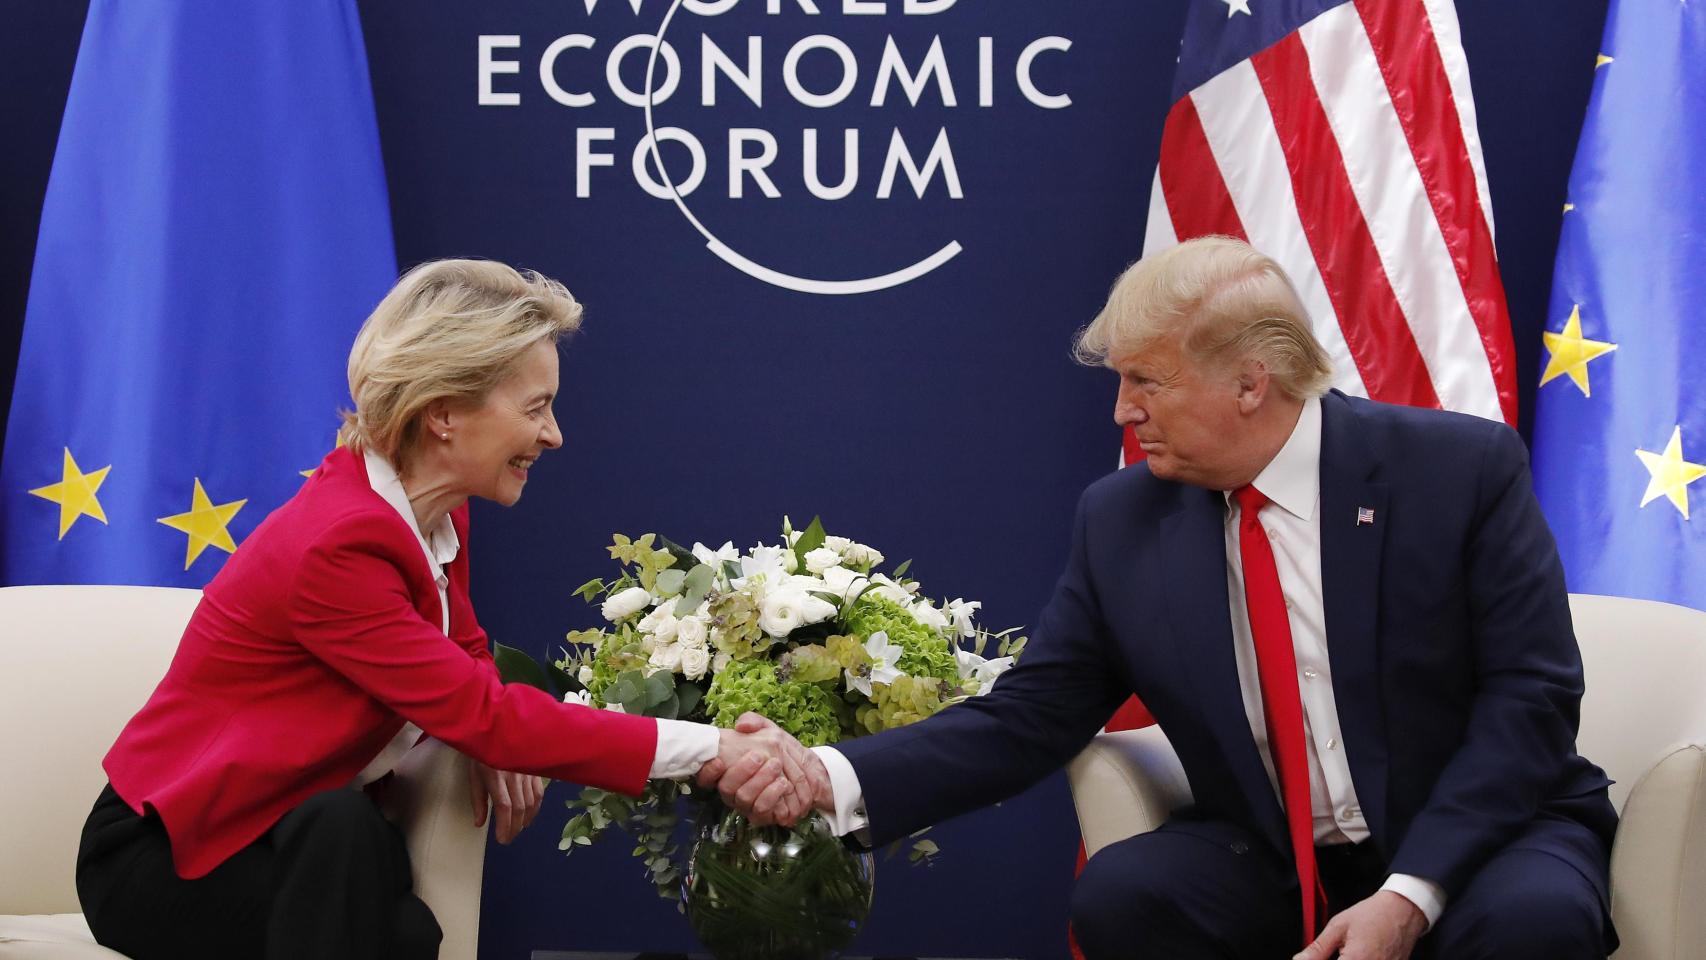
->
[354,450,718,784]
[816,398,1446,928]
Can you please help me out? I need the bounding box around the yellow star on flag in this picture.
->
[1563,202,1576,213]
[1540,304,1617,397]
[1596,54,1615,69]
[1636,427,1706,520]
[28,448,111,539]
[157,478,248,569]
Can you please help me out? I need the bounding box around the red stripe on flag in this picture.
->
[1354,0,1518,424]
[1250,35,1442,410]
[1159,97,1250,243]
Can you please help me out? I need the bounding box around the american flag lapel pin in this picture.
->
[1356,507,1376,526]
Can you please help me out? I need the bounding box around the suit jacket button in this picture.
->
[1230,840,1249,854]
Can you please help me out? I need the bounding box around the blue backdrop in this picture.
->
[0,1,1611,957]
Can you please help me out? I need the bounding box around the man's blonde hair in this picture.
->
[1074,236,1333,400]
[339,259,582,461]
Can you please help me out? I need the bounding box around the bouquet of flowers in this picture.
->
[500,517,1023,903]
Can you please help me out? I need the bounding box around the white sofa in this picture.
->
[1068,593,1706,960]
[0,585,489,960]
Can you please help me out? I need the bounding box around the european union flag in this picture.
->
[1531,0,1706,612]
[0,1,396,588]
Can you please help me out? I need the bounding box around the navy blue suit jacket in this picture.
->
[838,391,1615,900]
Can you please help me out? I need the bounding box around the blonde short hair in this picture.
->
[338,259,583,460]
[1074,237,1333,400]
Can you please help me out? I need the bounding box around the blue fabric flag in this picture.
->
[1,1,396,587]
[1531,0,1706,611]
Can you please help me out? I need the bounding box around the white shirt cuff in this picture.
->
[1381,873,1447,931]
[648,718,721,780]
[810,745,868,837]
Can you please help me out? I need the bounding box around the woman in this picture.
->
[75,260,808,959]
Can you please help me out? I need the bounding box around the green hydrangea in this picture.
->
[704,659,843,747]
[842,596,958,684]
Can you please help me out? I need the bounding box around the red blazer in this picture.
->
[104,446,657,878]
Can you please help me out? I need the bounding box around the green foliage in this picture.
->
[494,642,555,694]
[842,596,958,684]
[705,659,843,746]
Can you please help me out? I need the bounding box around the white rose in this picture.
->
[823,535,852,553]
[601,586,652,622]
[676,616,710,650]
[843,542,884,568]
[712,651,732,673]
[604,701,627,714]
[681,645,711,680]
[649,642,684,674]
[804,546,842,574]
[577,665,595,686]
[638,604,680,642]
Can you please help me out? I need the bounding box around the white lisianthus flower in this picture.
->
[823,535,852,553]
[843,542,885,568]
[804,546,842,575]
[739,545,790,586]
[867,574,914,606]
[681,645,711,680]
[577,664,596,686]
[601,586,652,622]
[649,642,684,675]
[691,540,740,567]
[954,647,1015,695]
[638,604,681,643]
[944,598,982,639]
[712,652,732,674]
[758,587,837,638]
[563,689,593,707]
[676,615,710,650]
[910,601,950,633]
[846,630,906,696]
[818,565,867,603]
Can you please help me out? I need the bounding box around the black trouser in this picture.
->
[1071,815,1614,960]
[76,783,442,960]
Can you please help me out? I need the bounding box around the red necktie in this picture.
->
[1234,484,1321,946]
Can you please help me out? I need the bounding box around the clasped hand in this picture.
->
[696,712,830,827]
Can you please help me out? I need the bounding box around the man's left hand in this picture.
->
[1295,890,1428,960]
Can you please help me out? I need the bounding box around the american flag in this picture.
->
[1079,4,1517,953]
[1119,0,1517,468]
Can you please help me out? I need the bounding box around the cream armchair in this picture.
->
[1067,593,1706,960]
[0,585,489,960]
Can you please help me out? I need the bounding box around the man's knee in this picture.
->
[1071,847,1178,960]
[1427,862,1604,960]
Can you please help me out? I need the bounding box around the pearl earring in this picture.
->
[440,433,449,440]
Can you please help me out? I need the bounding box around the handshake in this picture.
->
[699,712,834,827]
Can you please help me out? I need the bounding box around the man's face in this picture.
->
[1110,334,1249,490]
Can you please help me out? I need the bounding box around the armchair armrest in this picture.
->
[1067,727,1193,859]
[1608,741,1706,960]
[386,738,488,960]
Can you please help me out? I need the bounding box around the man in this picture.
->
[708,237,1616,960]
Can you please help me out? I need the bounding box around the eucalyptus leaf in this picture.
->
[655,568,687,597]
[674,563,715,616]
[493,642,553,693]
[722,560,742,581]
[676,683,704,717]
[642,671,676,709]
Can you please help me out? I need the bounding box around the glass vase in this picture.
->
[682,801,875,960]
